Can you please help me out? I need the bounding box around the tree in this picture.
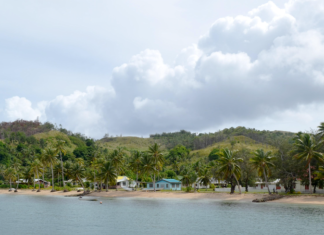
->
[129,151,143,190]
[250,149,275,194]
[71,163,86,194]
[208,148,221,161]
[99,161,117,192]
[11,158,21,192]
[4,167,16,191]
[109,147,125,191]
[218,148,243,194]
[44,148,58,192]
[141,153,155,187]
[148,143,164,192]
[318,122,324,139]
[198,168,211,191]
[54,140,67,191]
[292,134,324,194]
[30,159,43,192]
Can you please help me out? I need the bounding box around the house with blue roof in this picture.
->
[146,179,182,191]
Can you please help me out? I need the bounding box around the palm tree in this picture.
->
[54,140,67,191]
[218,148,243,194]
[11,158,21,192]
[141,153,155,188]
[99,161,117,192]
[22,165,33,188]
[250,149,275,194]
[292,133,324,194]
[317,122,324,139]
[44,148,58,192]
[129,151,143,190]
[209,160,224,188]
[199,168,212,191]
[148,143,164,192]
[4,167,16,191]
[109,148,125,191]
[71,163,86,194]
[30,159,43,192]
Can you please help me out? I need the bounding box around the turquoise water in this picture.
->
[0,194,324,235]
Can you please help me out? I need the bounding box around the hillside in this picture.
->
[190,135,276,161]
[98,136,166,152]
[33,130,78,153]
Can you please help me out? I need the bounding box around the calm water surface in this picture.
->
[0,194,323,235]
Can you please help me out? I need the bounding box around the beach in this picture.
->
[2,189,324,205]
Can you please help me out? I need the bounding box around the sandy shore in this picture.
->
[268,195,324,205]
[0,189,264,201]
[2,189,324,205]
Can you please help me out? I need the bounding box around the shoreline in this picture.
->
[2,189,324,205]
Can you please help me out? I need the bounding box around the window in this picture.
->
[157,184,159,188]
[166,184,169,188]
[305,185,309,190]
[172,183,175,188]
[276,185,281,190]
[149,184,153,188]
[176,184,179,188]
[123,182,126,186]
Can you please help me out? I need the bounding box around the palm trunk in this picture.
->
[60,152,65,190]
[42,167,45,189]
[245,178,248,192]
[263,168,271,195]
[77,175,86,195]
[136,171,138,191]
[153,173,156,192]
[106,179,108,192]
[33,175,35,190]
[37,169,40,191]
[94,172,96,191]
[51,164,55,192]
[10,178,12,191]
[233,174,241,194]
[308,163,313,194]
[16,174,19,190]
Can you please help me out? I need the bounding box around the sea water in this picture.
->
[0,194,323,235]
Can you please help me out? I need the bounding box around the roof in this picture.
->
[117,176,130,181]
[157,179,181,183]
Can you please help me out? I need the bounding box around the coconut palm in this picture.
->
[30,159,43,192]
[218,148,243,194]
[129,151,143,190]
[22,165,33,188]
[44,148,58,192]
[292,133,324,194]
[99,161,117,192]
[4,167,16,191]
[11,158,21,192]
[141,153,155,187]
[317,122,324,139]
[54,140,67,191]
[109,148,125,191]
[209,160,224,188]
[199,168,212,191]
[148,143,164,192]
[250,149,275,194]
[71,163,86,194]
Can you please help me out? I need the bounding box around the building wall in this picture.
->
[147,180,182,191]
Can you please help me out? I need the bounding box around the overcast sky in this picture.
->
[1,0,323,138]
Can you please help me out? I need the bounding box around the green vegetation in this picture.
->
[1,120,324,196]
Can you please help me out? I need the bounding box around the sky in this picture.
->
[1,0,324,138]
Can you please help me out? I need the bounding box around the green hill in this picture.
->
[98,136,166,152]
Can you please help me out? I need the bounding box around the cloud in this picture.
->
[2,0,324,137]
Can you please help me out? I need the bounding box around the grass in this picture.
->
[190,135,276,160]
[33,130,78,153]
[98,136,166,152]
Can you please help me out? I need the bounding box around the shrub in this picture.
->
[210,184,215,190]
[18,184,28,189]
[185,186,192,192]
[66,182,72,187]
